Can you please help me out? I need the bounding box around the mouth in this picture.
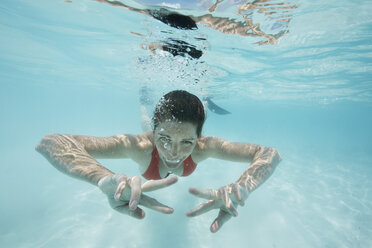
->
[164,159,182,169]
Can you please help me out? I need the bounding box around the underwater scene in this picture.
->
[1,0,372,247]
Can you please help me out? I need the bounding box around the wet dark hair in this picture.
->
[153,90,205,137]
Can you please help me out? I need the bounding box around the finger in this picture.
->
[210,210,232,233]
[221,188,238,217]
[241,187,250,203]
[188,188,219,200]
[114,204,145,219]
[114,181,127,201]
[232,184,242,202]
[113,174,128,183]
[186,200,217,217]
[129,176,142,210]
[141,176,178,192]
[97,175,114,193]
[232,184,245,207]
[139,194,174,214]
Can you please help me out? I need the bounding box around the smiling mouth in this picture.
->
[164,159,182,168]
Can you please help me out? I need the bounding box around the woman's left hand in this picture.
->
[186,183,249,233]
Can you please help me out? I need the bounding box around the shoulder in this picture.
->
[196,135,225,150]
[85,132,154,159]
[128,132,156,171]
[192,135,224,162]
[127,132,154,154]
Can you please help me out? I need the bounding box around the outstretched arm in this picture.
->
[35,134,134,185]
[188,136,282,232]
[235,145,281,192]
[199,136,282,191]
[36,133,177,218]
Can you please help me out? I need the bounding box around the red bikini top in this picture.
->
[142,147,197,180]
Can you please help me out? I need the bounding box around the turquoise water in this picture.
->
[1,0,372,247]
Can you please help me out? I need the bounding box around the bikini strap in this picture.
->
[142,147,162,180]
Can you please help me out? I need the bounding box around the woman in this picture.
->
[36,90,281,233]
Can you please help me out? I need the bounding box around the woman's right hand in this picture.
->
[98,174,178,219]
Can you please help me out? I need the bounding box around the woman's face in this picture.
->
[154,120,198,170]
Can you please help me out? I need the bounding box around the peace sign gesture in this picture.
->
[98,174,178,219]
[186,183,249,232]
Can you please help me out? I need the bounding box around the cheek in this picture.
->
[160,141,170,150]
[181,144,196,155]
[155,141,166,152]
[155,141,173,157]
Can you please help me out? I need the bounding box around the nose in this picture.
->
[170,142,179,158]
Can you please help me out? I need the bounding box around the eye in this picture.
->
[182,141,193,146]
[159,137,171,143]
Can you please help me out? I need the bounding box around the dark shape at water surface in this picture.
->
[148,8,197,30]
[95,0,297,45]
[162,39,203,59]
[204,97,231,115]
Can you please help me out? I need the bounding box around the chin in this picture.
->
[164,160,182,169]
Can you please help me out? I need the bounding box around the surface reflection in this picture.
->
[95,0,298,45]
